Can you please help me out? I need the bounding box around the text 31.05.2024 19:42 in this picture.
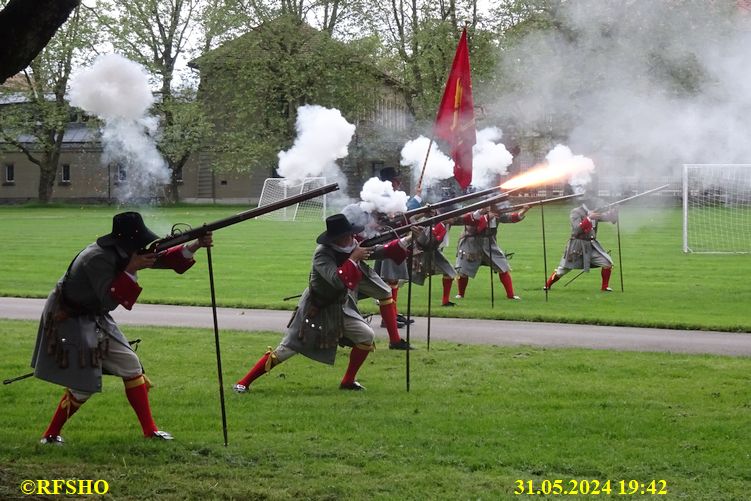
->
[514,479,668,496]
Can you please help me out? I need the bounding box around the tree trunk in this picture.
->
[37,159,58,204]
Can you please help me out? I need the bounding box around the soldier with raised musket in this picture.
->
[32,212,213,444]
[372,167,414,330]
[454,201,529,300]
[233,214,412,393]
[545,200,617,291]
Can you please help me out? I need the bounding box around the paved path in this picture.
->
[2,297,750,356]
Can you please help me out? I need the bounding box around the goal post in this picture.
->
[682,164,751,254]
[256,177,328,221]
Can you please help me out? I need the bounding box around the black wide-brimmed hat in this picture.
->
[97,211,159,253]
[378,167,400,183]
[316,214,364,245]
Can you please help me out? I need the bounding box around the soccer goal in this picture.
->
[682,164,751,253]
[257,177,328,221]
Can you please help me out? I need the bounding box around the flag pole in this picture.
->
[415,139,434,193]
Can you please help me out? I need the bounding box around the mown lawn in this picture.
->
[1,320,749,500]
[1,203,749,331]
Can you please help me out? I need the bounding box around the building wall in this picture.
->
[0,147,113,203]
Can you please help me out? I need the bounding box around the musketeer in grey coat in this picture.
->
[454,203,529,300]
[545,203,617,291]
[33,212,212,444]
[410,220,459,306]
[234,214,410,393]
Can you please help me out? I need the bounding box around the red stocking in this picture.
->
[601,267,612,290]
[457,276,469,297]
[43,389,83,438]
[341,346,370,386]
[124,375,158,437]
[442,276,453,304]
[379,300,401,344]
[499,271,515,298]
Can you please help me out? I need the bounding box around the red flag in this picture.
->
[434,28,476,190]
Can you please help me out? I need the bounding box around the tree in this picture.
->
[0,0,80,84]
[93,0,216,202]
[194,13,383,174]
[222,0,365,37]
[362,0,497,125]
[0,4,97,203]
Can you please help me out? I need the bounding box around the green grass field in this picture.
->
[1,203,749,331]
[1,320,750,500]
[1,204,750,500]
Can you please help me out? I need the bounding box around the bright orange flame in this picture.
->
[500,157,594,190]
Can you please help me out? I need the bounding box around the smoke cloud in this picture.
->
[472,126,514,188]
[488,1,751,190]
[359,177,409,214]
[545,144,595,192]
[400,128,514,191]
[69,53,169,203]
[400,135,454,186]
[277,104,355,196]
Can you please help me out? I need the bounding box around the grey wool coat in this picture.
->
[411,225,457,286]
[455,212,522,278]
[31,243,193,394]
[281,242,395,365]
[556,205,614,272]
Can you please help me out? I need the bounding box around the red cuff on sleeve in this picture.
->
[110,272,143,310]
[337,259,363,290]
[432,222,447,242]
[476,215,489,233]
[382,239,408,264]
[510,212,522,223]
[156,245,196,274]
[579,217,593,233]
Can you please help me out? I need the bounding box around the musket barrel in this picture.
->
[361,191,510,247]
[149,182,339,253]
[403,185,519,218]
[596,184,670,211]
[498,192,583,213]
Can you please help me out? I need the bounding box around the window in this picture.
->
[3,163,14,184]
[116,164,127,183]
[60,164,71,183]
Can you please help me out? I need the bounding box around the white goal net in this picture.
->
[257,177,328,221]
[682,164,751,253]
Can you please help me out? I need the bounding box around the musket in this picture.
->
[394,185,522,224]
[497,192,583,213]
[142,182,338,447]
[594,184,670,213]
[142,182,340,253]
[360,191,510,247]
